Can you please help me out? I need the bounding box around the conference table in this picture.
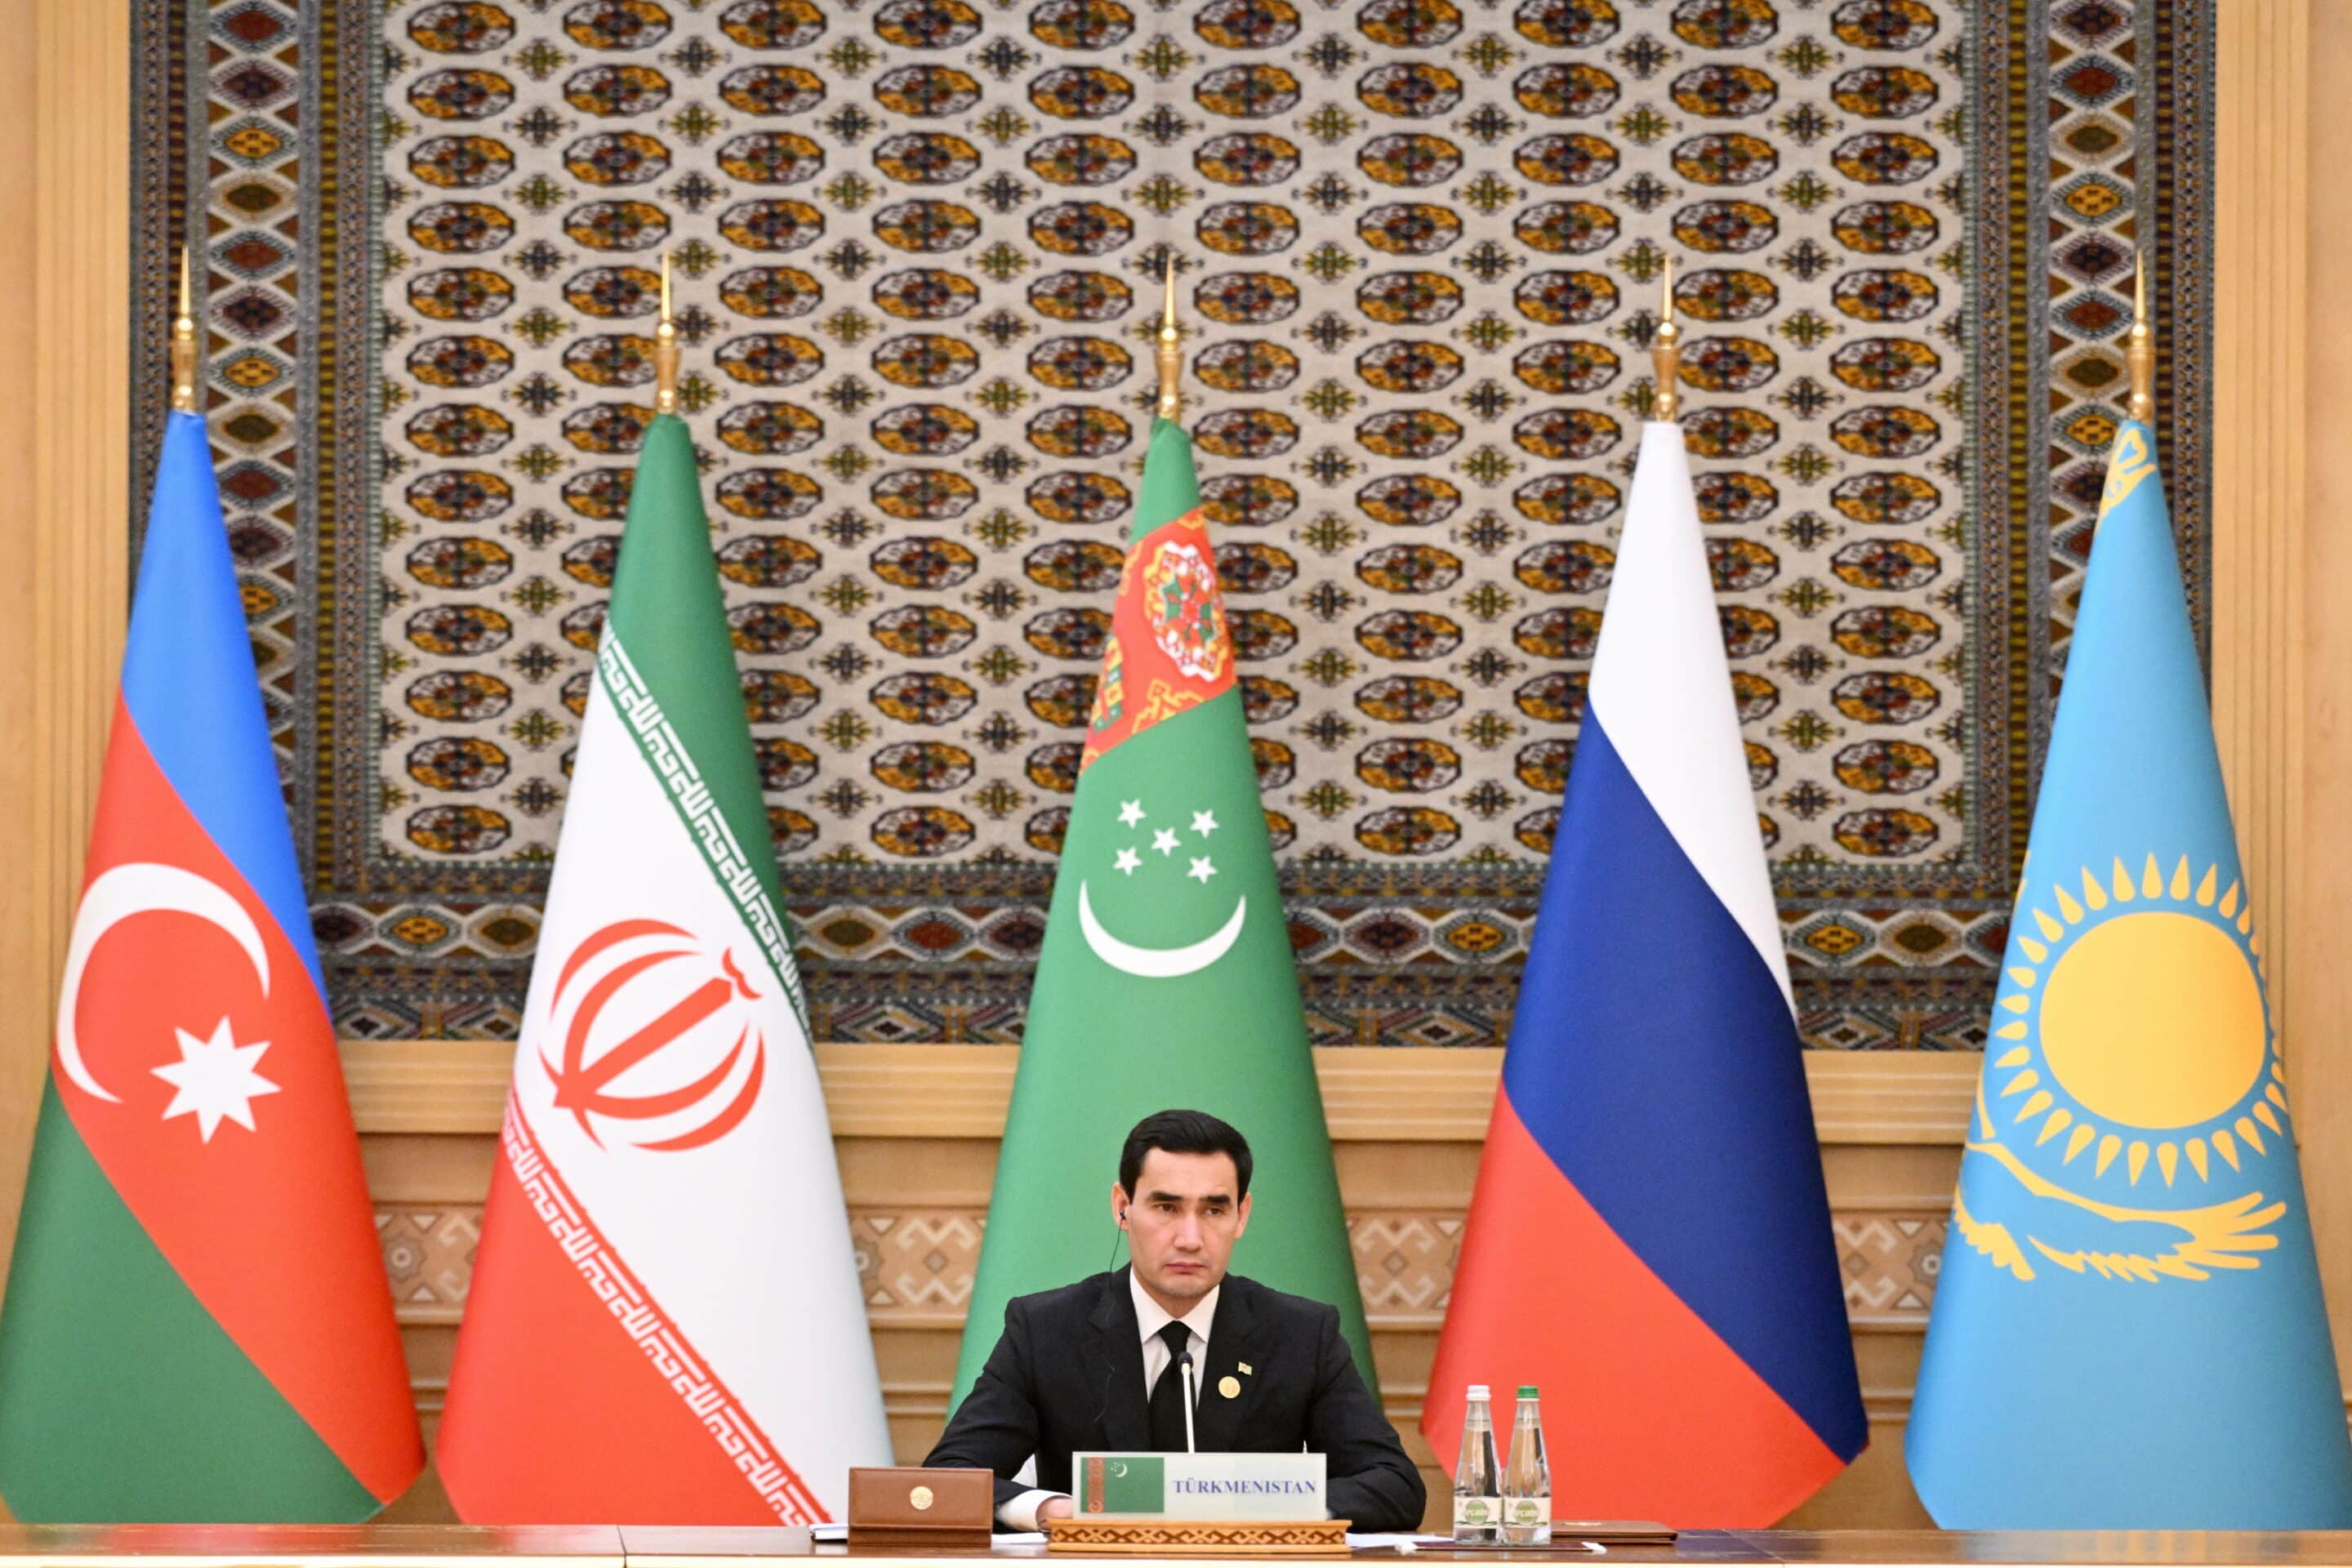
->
[2,1526,2351,1568]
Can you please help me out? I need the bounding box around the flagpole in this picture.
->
[2128,248,2154,425]
[654,250,680,416]
[1652,255,1680,423]
[171,246,198,415]
[1156,256,1182,424]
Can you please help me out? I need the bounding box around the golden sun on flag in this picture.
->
[1993,853,2283,1190]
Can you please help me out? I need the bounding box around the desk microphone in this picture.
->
[1179,1348,1198,1454]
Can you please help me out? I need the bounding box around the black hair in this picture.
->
[1118,1109,1253,1200]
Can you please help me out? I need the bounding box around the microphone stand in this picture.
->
[1180,1350,1198,1454]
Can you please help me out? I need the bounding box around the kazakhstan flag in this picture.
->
[1906,421,2352,1526]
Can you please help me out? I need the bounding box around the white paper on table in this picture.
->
[1343,1536,1606,1553]
[811,1524,1046,1545]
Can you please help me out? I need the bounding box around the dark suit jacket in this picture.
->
[925,1268,1426,1532]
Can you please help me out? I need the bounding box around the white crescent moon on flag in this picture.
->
[55,862,272,1103]
[1076,881,1246,980]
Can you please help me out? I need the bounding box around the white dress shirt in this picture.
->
[1134,1272,1220,1396]
[997,1274,1221,1530]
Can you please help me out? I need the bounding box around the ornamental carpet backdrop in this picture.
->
[131,0,2214,1049]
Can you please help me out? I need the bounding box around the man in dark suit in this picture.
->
[925,1109,1427,1532]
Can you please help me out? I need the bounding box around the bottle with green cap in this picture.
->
[1502,1385,1551,1544]
[1451,1384,1500,1544]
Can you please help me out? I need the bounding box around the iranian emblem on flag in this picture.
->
[540,919,770,1153]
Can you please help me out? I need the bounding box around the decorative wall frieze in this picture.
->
[349,1040,1981,1141]
[379,1200,1949,1330]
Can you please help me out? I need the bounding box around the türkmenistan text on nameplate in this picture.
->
[1071,1452,1327,1519]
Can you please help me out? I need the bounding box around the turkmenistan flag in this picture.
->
[952,417,1373,1405]
[0,410,422,1520]
[435,413,890,1523]
[1080,1454,1167,1513]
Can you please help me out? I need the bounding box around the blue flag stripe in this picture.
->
[118,412,323,996]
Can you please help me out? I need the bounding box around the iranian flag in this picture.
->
[951,416,1375,1406]
[435,413,889,1523]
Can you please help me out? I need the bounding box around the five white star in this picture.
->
[1114,846,1142,875]
[1188,856,1218,884]
[1192,810,1219,837]
[1119,800,1147,827]
[151,1018,279,1143]
[1152,827,1181,856]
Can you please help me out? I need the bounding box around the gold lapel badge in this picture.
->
[1218,1375,1241,1398]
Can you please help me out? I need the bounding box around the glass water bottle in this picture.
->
[1501,1386,1552,1545]
[1452,1384,1501,1544]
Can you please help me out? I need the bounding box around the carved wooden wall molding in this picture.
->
[344,1041,1981,1144]
[0,0,131,1306]
[2283,0,2352,1392]
[378,1199,1949,1334]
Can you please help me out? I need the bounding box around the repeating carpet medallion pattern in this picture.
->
[133,0,2213,1049]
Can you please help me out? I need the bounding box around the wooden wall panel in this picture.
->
[2215,0,2308,1080]
[0,0,130,1303]
[0,0,131,1524]
[2208,0,2352,1407]
[2289,0,2352,1399]
[0,0,41,1321]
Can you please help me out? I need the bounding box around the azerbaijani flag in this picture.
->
[1906,420,2352,1526]
[952,416,1374,1405]
[0,410,424,1519]
[1423,421,1864,1525]
[435,412,891,1523]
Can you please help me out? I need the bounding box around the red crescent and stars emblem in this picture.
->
[42,703,424,1502]
[539,918,769,1153]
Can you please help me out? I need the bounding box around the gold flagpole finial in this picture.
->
[653,250,681,416]
[2127,247,2154,425]
[1652,253,1681,424]
[171,244,200,414]
[1156,255,1183,423]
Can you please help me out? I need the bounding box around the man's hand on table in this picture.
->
[1037,1497,1074,1523]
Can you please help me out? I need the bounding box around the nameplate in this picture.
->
[1071,1452,1326,1520]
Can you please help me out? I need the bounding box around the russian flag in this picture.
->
[1423,422,1864,1526]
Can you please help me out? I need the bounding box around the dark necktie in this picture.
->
[1147,1321,1195,1452]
